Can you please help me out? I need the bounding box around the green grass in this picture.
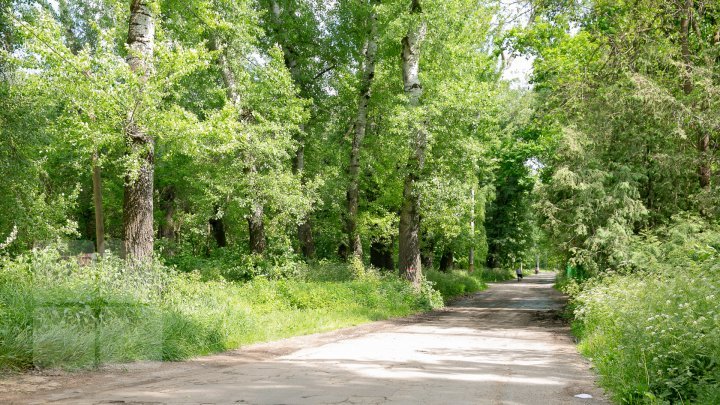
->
[481,267,517,282]
[0,251,444,371]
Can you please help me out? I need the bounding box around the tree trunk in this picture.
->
[209,37,241,106]
[123,0,155,262]
[92,151,105,256]
[209,36,270,252]
[439,248,454,272]
[370,240,394,270]
[294,143,316,259]
[420,232,434,270]
[398,0,427,287]
[248,202,266,254]
[158,186,177,240]
[679,0,711,190]
[209,204,227,248]
[346,6,379,261]
[679,0,692,96]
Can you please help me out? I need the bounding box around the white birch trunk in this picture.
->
[398,0,427,286]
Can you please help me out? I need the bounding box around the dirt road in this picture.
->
[3,272,608,404]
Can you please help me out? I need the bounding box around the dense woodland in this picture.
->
[1,0,719,403]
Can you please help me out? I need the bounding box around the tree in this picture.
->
[509,0,720,272]
[123,0,156,261]
[262,0,327,259]
[398,0,427,285]
[346,0,379,260]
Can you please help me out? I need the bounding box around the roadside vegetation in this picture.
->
[560,219,720,404]
[507,0,720,402]
[0,247,492,371]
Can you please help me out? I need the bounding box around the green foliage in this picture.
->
[167,248,304,282]
[508,1,720,401]
[514,0,719,274]
[0,249,447,370]
[481,267,517,282]
[425,269,486,302]
[570,218,720,404]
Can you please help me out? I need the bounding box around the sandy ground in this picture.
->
[1,272,609,405]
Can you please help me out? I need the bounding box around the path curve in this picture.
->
[4,272,608,404]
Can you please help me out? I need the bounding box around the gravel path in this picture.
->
[2,272,609,404]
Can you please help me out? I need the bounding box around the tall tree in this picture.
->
[679,0,711,190]
[208,36,267,254]
[266,0,320,259]
[123,0,155,261]
[346,1,379,260]
[398,0,427,285]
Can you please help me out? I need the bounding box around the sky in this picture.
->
[501,54,534,89]
[498,0,535,89]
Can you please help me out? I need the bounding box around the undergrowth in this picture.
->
[425,269,486,301]
[481,267,518,282]
[0,249,446,371]
[567,217,720,404]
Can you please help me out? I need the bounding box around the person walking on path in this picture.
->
[516,265,523,282]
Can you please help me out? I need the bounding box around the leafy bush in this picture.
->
[166,249,306,282]
[571,217,720,404]
[425,269,486,302]
[0,249,445,370]
[481,267,517,282]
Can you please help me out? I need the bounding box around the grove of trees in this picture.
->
[2,0,537,281]
[1,0,718,402]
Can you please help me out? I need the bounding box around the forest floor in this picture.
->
[2,272,608,404]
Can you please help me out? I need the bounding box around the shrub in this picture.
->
[481,267,517,282]
[425,269,486,302]
[571,217,720,404]
[0,249,446,371]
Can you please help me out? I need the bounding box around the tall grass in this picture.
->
[569,217,720,404]
[0,250,440,370]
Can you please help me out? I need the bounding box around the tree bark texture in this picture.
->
[123,0,155,262]
[398,0,427,287]
[346,6,379,260]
